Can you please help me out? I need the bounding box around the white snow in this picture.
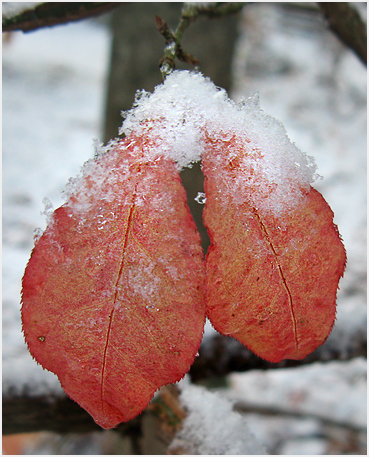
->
[169,383,267,454]
[2,2,43,19]
[120,70,317,216]
[228,357,367,430]
[194,191,207,204]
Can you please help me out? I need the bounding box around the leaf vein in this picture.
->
[252,208,299,349]
[100,192,137,412]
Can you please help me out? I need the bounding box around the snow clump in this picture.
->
[169,383,267,455]
[119,70,318,215]
[62,70,318,218]
[121,70,316,172]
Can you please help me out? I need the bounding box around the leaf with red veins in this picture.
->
[202,136,346,363]
[21,135,206,429]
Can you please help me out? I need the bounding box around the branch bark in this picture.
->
[3,394,104,435]
[2,2,123,33]
[3,386,183,440]
[189,331,367,382]
[318,2,367,65]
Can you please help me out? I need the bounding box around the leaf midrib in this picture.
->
[100,188,137,412]
[252,208,299,350]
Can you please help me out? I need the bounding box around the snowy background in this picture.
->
[2,3,366,455]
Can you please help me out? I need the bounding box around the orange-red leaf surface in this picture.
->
[21,135,206,429]
[202,135,346,363]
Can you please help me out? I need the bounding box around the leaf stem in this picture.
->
[156,2,246,79]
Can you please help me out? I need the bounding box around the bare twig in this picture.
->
[318,2,367,65]
[156,2,245,78]
[2,2,123,33]
[155,15,199,79]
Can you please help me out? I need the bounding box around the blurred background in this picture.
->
[2,2,366,454]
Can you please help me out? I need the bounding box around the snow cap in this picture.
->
[119,70,317,215]
[64,71,317,218]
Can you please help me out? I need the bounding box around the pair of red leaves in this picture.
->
[22,126,346,429]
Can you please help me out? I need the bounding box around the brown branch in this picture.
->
[3,329,365,436]
[2,2,123,33]
[3,393,103,435]
[2,386,183,438]
[189,331,366,382]
[318,2,367,65]
[155,15,175,44]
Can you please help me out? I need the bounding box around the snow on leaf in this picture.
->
[202,131,346,363]
[21,133,206,429]
[120,70,317,204]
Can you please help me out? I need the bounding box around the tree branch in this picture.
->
[3,329,365,436]
[3,386,184,438]
[3,394,103,435]
[318,2,367,65]
[2,2,123,33]
[189,331,366,382]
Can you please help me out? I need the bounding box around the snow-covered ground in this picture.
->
[2,3,366,455]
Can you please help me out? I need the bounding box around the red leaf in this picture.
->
[202,135,346,363]
[21,135,205,429]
